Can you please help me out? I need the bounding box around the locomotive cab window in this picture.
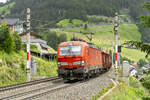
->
[59,45,81,56]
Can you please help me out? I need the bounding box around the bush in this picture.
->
[120,55,133,64]
[137,59,148,68]
[141,76,150,90]
[12,32,22,52]
[44,31,67,50]
[0,24,15,53]
[22,44,40,53]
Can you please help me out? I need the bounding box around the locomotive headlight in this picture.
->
[60,62,68,66]
[58,62,61,67]
[81,60,85,66]
[58,62,68,66]
[73,61,81,65]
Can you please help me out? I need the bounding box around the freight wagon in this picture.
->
[57,41,112,80]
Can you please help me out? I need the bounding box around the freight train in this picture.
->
[57,40,112,80]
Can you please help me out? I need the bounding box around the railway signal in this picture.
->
[114,12,119,81]
[114,12,119,69]
[26,8,31,82]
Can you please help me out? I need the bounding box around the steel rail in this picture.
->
[22,82,80,100]
[0,76,60,92]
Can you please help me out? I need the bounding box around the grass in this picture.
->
[48,46,57,53]
[91,84,114,100]
[65,24,141,41]
[34,58,57,77]
[0,50,57,87]
[56,24,145,62]
[121,48,147,62]
[57,19,87,28]
[102,77,149,100]
[22,44,40,53]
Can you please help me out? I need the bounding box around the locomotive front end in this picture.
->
[57,41,86,80]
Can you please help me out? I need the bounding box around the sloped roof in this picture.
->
[0,18,24,25]
[19,32,42,38]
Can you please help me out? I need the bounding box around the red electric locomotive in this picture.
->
[57,41,112,80]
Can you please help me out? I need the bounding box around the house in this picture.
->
[19,32,49,54]
[0,15,24,34]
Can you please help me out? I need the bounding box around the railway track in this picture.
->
[0,76,61,92]
[0,79,79,100]
[0,70,113,100]
[22,82,80,100]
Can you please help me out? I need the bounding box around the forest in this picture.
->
[1,0,150,43]
[5,0,148,26]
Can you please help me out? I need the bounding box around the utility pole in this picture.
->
[26,8,31,82]
[114,12,119,81]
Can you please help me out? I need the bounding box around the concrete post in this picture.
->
[122,61,130,85]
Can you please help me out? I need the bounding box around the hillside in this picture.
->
[1,0,147,28]
[0,2,15,16]
[55,24,147,62]
[0,50,57,87]
[0,0,150,43]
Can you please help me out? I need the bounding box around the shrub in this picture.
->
[12,32,22,52]
[0,24,15,53]
[141,76,150,90]
[137,59,148,68]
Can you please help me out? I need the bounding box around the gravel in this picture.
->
[35,69,115,100]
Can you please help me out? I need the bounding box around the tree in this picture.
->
[127,2,150,57]
[139,2,150,27]
[12,32,22,52]
[58,34,67,43]
[137,59,148,68]
[84,24,88,30]
[128,41,150,58]
[45,31,59,50]
[0,24,15,53]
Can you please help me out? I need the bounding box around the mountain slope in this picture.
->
[1,0,146,28]
[55,24,147,62]
[0,50,57,87]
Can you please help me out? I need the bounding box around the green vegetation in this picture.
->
[0,50,57,87]
[0,2,15,15]
[91,84,114,100]
[57,19,87,28]
[102,77,149,100]
[0,0,149,43]
[141,76,150,90]
[0,24,15,53]
[48,47,57,53]
[0,24,57,87]
[65,24,141,41]
[87,16,113,24]
[121,48,146,62]
[57,19,72,28]
[2,0,146,31]
[34,58,57,76]
[59,24,145,62]
[42,31,67,50]
[22,44,40,53]
[137,59,149,68]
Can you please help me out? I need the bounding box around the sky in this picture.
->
[0,0,7,3]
